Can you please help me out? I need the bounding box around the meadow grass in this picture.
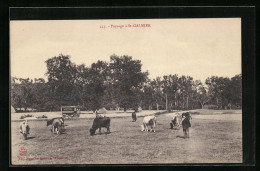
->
[11,113,242,165]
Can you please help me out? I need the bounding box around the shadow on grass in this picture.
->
[141,130,157,133]
[176,135,188,139]
[93,132,111,136]
[171,127,181,130]
[26,137,35,140]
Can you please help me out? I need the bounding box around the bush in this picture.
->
[222,111,235,114]
[204,105,218,110]
[20,114,33,119]
[155,111,168,116]
[36,115,48,119]
[190,112,200,115]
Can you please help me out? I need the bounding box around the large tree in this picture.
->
[194,80,210,109]
[109,54,148,112]
[11,77,24,111]
[11,52,242,112]
[162,74,179,111]
[11,78,36,111]
[30,78,49,112]
[178,76,194,110]
[230,74,242,107]
[205,76,233,109]
[82,60,108,112]
[45,54,77,110]
[141,80,155,110]
[151,77,164,110]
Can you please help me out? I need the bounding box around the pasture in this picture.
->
[11,110,242,165]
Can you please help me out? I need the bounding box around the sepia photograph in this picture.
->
[10,18,242,165]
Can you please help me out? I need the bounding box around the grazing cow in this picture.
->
[170,113,182,129]
[181,112,192,138]
[47,117,64,134]
[90,117,111,136]
[52,119,63,135]
[132,112,137,122]
[141,115,156,132]
[19,120,30,140]
[47,117,65,129]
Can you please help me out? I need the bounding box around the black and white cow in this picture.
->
[47,117,65,134]
[141,115,156,132]
[90,116,111,136]
[47,117,64,128]
[52,119,63,135]
[170,113,182,129]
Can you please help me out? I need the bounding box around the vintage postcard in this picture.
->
[10,18,242,165]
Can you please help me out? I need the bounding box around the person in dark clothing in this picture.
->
[182,112,192,138]
[132,112,137,122]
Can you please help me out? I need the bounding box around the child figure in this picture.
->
[19,120,30,135]
[182,112,192,138]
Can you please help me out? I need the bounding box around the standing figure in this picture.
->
[132,112,137,122]
[182,112,192,138]
[19,120,30,140]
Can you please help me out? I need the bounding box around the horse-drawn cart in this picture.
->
[61,106,81,118]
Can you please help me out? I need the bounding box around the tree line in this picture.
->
[11,54,242,112]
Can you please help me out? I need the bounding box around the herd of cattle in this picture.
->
[19,112,192,140]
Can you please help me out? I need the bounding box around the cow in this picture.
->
[47,117,65,134]
[170,113,182,129]
[141,115,156,132]
[132,112,137,122]
[181,112,192,138]
[47,117,65,129]
[90,116,111,136]
[19,120,30,140]
[49,118,63,135]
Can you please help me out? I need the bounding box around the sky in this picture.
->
[10,18,241,82]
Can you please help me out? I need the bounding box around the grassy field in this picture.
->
[11,111,242,165]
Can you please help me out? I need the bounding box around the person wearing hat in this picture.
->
[182,112,192,138]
